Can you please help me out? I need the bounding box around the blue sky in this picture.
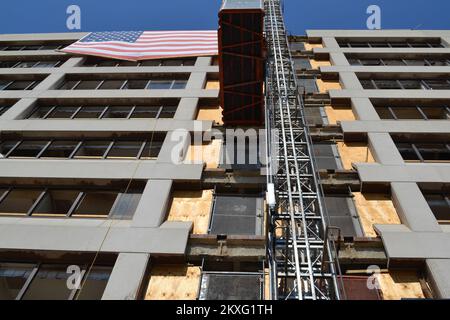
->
[0,0,448,34]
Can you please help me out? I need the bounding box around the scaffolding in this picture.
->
[264,0,341,300]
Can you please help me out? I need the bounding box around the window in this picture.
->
[102,106,133,118]
[399,80,423,89]
[0,262,113,300]
[147,80,174,89]
[34,61,60,68]
[0,263,35,299]
[158,105,177,118]
[0,189,43,216]
[423,80,450,90]
[423,193,450,222]
[396,142,450,162]
[28,106,54,119]
[0,141,18,158]
[73,80,102,90]
[130,106,160,118]
[73,141,111,159]
[98,80,125,90]
[72,191,118,218]
[106,141,144,159]
[373,80,401,89]
[0,105,11,116]
[74,106,106,119]
[140,140,163,159]
[40,141,79,158]
[8,141,48,158]
[360,78,450,90]
[46,106,79,119]
[124,79,148,89]
[338,40,445,48]
[32,190,80,217]
[15,61,37,68]
[375,106,450,120]
[0,80,38,90]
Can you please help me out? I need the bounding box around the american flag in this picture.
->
[61,30,218,61]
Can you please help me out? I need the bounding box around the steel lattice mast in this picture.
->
[264,0,342,300]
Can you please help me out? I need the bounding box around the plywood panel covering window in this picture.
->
[196,106,223,125]
[184,140,222,169]
[309,59,331,69]
[167,190,213,234]
[324,105,356,124]
[145,265,200,300]
[316,79,341,93]
[376,271,425,300]
[304,43,323,50]
[353,193,401,237]
[337,142,375,170]
[205,80,220,90]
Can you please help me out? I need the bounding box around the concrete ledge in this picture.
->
[0,160,204,180]
[0,221,191,254]
[375,225,450,260]
[426,259,450,299]
[341,120,450,134]
[356,163,450,184]
[0,119,212,134]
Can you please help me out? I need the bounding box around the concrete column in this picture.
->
[0,98,36,120]
[33,73,65,91]
[351,98,380,120]
[329,52,349,66]
[132,180,173,228]
[426,259,450,299]
[60,57,85,68]
[391,182,441,232]
[102,253,150,300]
[186,72,207,89]
[174,97,199,120]
[157,130,190,164]
[195,56,212,67]
[368,133,404,165]
[339,72,362,90]
[322,37,340,49]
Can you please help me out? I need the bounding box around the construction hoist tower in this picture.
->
[264,0,342,300]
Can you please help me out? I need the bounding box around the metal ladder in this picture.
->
[264,0,341,300]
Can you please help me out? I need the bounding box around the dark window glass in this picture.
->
[96,60,118,67]
[347,58,360,66]
[404,59,427,66]
[0,263,35,299]
[147,80,173,89]
[424,80,450,90]
[397,143,419,160]
[171,80,187,89]
[73,141,110,159]
[40,141,79,158]
[32,190,80,216]
[182,59,196,66]
[375,107,395,119]
[140,140,162,159]
[124,79,148,89]
[4,46,24,51]
[117,61,140,67]
[360,80,375,89]
[422,107,449,119]
[140,60,161,66]
[400,80,423,89]
[0,189,43,215]
[360,59,382,66]
[40,44,63,50]
[14,61,37,68]
[21,45,42,51]
[28,106,53,119]
[74,80,102,90]
[130,106,160,118]
[34,61,60,68]
[0,61,19,68]
[46,106,78,119]
[293,58,311,69]
[349,43,370,48]
[102,106,133,118]
[6,81,36,90]
[106,141,143,159]
[74,106,106,119]
[427,60,447,66]
[0,105,10,116]
[8,141,48,158]
[416,144,450,161]
[59,80,78,90]
[374,80,401,89]
[162,59,184,66]
[72,191,118,218]
[159,106,177,118]
[22,264,73,300]
[0,81,11,90]
[383,59,406,66]
[369,42,390,48]
[0,140,19,158]
[98,80,124,90]
[76,266,112,300]
[424,194,449,221]
[392,107,423,119]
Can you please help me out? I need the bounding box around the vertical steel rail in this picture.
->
[264,0,341,300]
